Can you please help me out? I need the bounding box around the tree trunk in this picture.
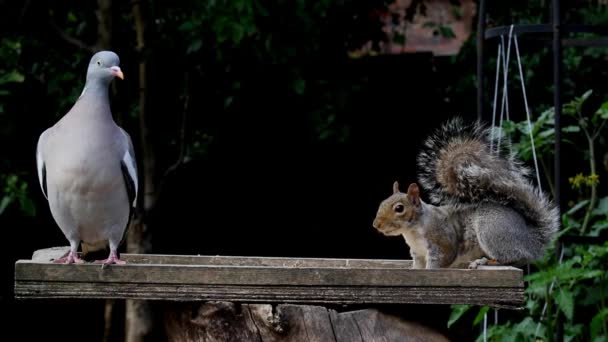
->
[93,3,123,342]
[96,0,113,50]
[126,1,155,341]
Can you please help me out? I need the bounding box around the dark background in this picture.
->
[2,0,601,341]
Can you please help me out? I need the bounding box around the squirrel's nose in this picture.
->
[372,218,382,229]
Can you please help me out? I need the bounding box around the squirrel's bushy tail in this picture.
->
[417,117,559,243]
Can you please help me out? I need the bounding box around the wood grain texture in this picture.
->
[164,302,451,342]
[328,308,364,342]
[15,248,525,308]
[331,308,450,342]
[15,260,523,287]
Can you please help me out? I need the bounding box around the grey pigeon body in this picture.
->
[36,51,137,265]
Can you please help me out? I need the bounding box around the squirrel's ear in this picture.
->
[407,183,420,205]
[393,181,400,194]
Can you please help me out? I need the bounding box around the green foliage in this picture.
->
[475,317,542,342]
[0,38,24,113]
[159,0,368,147]
[177,0,259,53]
[0,174,36,217]
[452,241,608,341]
[0,37,38,218]
[449,89,608,340]
[448,304,473,328]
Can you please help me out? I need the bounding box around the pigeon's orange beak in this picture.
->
[111,66,124,80]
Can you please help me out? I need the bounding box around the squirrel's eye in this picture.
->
[96,60,102,66]
[393,204,405,213]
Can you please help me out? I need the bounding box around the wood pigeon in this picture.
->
[36,51,138,265]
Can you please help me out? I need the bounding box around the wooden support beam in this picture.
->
[14,248,525,309]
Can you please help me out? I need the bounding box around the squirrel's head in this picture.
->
[372,181,423,236]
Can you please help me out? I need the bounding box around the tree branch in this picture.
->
[18,0,32,25]
[166,74,190,175]
[155,74,191,204]
[592,118,608,140]
[126,2,155,341]
[49,21,96,53]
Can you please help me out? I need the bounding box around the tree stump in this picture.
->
[164,301,450,342]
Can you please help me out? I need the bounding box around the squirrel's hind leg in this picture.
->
[468,257,500,269]
[473,204,545,266]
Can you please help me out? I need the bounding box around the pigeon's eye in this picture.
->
[96,60,102,66]
[393,203,405,213]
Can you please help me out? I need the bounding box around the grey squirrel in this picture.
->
[372,117,560,269]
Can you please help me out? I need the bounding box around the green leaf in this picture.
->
[596,100,608,119]
[0,70,24,85]
[231,24,245,44]
[447,304,472,328]
[19,197,36,217]
[578,269,604,279]
[293,79,306,95]
[565,323,584,342]
[592,197,608,216]
[538,128,555,138]
[562,125,581,133]
[254,1,269,16]
[580,285,608,306]
[234,0,246,12]
[224,96,233,109]
[566,200,590,215]
[67,11,77,23]
[590,219,608,236]
[513,317,540,338]
[187,40,203,54]
[591,308,608,340]
[0,195,12,215]
[178,21,196,32]
[563,102,578,116]
[472,306,490,326]
[501,120,517,134]
[556,288,574,320]
[580,89,593,103]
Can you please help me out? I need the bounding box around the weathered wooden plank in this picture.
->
[30,247,513,270]
[16,249,526,308]
[125,254,415,269]
[32,247,415,268]
[14,281,524,308]
[15,260,523,288]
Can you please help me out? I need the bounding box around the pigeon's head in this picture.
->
[86,50,124,85]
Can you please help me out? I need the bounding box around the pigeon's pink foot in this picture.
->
[95,251,126,266]
[53,251,84,264]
